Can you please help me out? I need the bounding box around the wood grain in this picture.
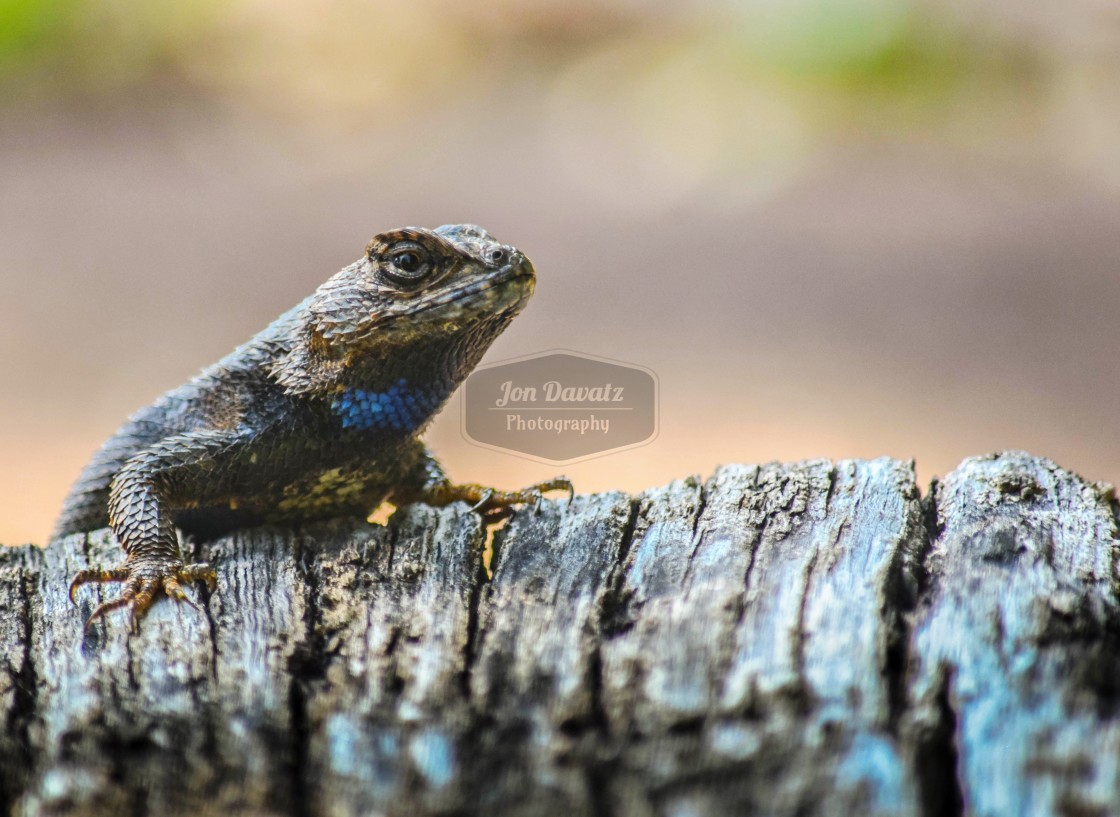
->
[3,452,1117,816]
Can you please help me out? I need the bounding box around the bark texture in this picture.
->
[0,452,1118,817]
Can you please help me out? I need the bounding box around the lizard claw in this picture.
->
[179,562,218,591]
[534,476,573,501]
[69,567,130,605]
[421,476,574,522]
[71,561,217,630]
[527,489,544,514]
[469,489,494,513]
[524,477,573,510]
[162,577,201,612]
[471,477,572,518]
[86,590,136,628]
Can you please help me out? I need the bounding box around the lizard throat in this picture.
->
[330,379,444,433]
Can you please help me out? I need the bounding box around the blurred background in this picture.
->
[2,0,1120,544]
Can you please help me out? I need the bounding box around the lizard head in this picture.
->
[272,224,537,395]
[364,223,536,327]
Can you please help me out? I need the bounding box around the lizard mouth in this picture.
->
[402,262,535,317]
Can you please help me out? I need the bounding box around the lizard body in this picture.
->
[55,224,570,626]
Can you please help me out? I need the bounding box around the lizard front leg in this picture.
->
[392,442,573,523]
[69,429,250,629]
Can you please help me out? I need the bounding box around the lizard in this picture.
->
[54,224,571,628]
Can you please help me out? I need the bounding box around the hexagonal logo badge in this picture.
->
[462,350,658,464]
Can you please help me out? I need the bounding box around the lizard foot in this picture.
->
[70,561,217,630]
[425,477,574,522]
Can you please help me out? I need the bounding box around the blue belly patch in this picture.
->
[331,380,439,432]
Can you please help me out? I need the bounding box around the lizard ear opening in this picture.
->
[269,258,383,395]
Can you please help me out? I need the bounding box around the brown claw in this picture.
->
[162,577,200,611]
[69,568,129,605]
[84,575,142,631]
[128,580,159,626]
[526,477,573,510]
[72,562,216,629]
[85,595,134,631]
[531,477,573,503]
[179,563,218,591]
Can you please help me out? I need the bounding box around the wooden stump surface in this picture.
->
[0,451,1117,817]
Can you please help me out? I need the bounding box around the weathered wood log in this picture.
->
[0,451,1117,817]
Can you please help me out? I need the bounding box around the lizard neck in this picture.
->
[330,379,445,433]
[328,313,513,435]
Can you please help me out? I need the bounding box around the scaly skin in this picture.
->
[55,224,571,629]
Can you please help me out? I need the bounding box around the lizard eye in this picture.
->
[393,252,421,272]
[487,248,508,265]
[383,244,432,284]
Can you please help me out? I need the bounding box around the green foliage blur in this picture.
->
[0,0,1035,130]
[1,0,1062,209]
[0,0,222,90]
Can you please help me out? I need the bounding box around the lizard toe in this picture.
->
[177,563,218,591]
[84,576,142,631]
[161,577,201,611]
[69,567,130,604]
[77,560,216,629]
[128,579,161,627]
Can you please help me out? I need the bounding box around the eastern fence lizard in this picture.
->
[54,224,571,627]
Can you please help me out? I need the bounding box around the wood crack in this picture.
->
[3,454,1119,816]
